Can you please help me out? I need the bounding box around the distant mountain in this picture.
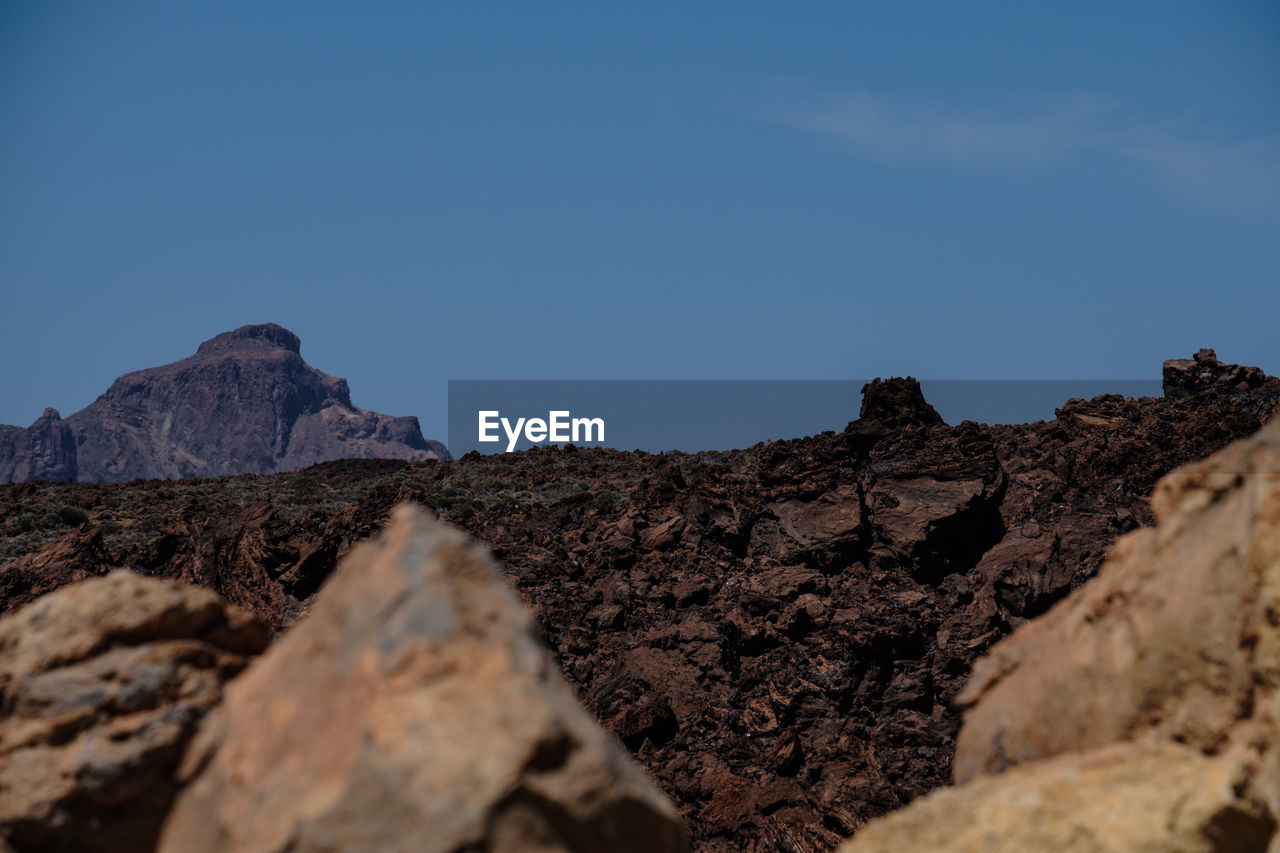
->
[0,324,449,483]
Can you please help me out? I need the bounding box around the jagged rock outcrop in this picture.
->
[0,408,77,483]
[159,505,689,853]
[839,413,1280,851]
[0,525,113,612]
[0,324,449,484]
[0,571,267,853]
[1164,347,1272,401]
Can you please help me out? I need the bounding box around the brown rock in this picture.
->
[159,504,688,853]
[0,526,114,612]
[769,484,863,548]
[0,571,267,852]
[953,414,1280,782]
[839,742,1274,853]
[1163,347,1271,401]
[840,413,1280,850]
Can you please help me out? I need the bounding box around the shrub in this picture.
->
[55,505,90,526]
[287,475,321,503]
[593,490,627,506]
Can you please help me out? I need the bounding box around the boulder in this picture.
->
[159,504,689,853]
[0,571,267,852]
[953,413,1280,781]
[839,742,1274,853]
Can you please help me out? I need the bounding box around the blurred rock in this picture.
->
[0,571,267,852]
[840,742,1273,853]
[160,504,688,853]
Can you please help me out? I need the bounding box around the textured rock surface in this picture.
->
[159,504,688,853]
[0,525,113,611]
[954,412,1280,782]
[1163,347,1272,401]
[840,413,1280,850]
[0,571,267,852]
[0,323,449,483]
[2,352,1278,850]
[838,742,1274,853]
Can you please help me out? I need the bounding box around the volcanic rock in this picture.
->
[0,571,267,853]
[1163,347,1271,401]
[840,413,1280,850]
[856,377,943,430]
[2,350,1278,850]
[0,323,449,483]
[159,504,689,853]
[0,525,113,611]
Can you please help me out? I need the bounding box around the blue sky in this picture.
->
[2,1,1278,441]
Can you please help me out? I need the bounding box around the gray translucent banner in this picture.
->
[447,379,1163,456]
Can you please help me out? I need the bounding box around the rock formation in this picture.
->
[839,412,1280,850]
[1163,347,1272,401]
[0,571,267,852]
[0,323,449,483]
[0,408,77,484]
[159,504,689,853]
[1,351,1277,849]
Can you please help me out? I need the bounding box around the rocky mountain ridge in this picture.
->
[0,324,448,483]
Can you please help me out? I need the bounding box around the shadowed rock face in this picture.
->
[0,324,449,483]
[0,408,77,484]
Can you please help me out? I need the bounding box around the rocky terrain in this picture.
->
[0,348,1277,851]
[839,392,1280,851]
[0,324,449,483]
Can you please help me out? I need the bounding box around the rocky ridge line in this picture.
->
[0,323,449,484]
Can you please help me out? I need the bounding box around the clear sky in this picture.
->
[3,1,1278,441]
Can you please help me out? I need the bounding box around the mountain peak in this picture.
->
[0,325,449,482]
[196,324,301,356]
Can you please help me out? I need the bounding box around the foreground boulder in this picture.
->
[840,415,1280,850]
[838,741,1273,852]
[0,571,267,852]
[159,504,689,853]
